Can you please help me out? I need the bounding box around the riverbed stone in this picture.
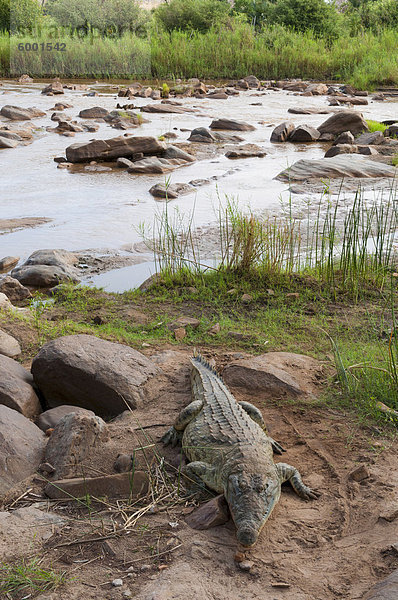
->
[186,495,230,530]
[0,105,46,120]
[276,155,397,182]
[127,156,189,174]
[332,131,355,145]
[305,83,328,95]
[79,106,110,119]
[141,103,195,114]
[41,81,64,95]
[65,135,166,163]
[318,111,369,136]
[44,412,108,479]
[149,182,195,199]
[0,330,21,358]
[209,118,255,132]
[31,334,160,418]
[0,355,41,417]
[270,121,295,142]
[0,405,46,495]
[225,144,266,158]
[355,131,384,145]
[162,145,195,162]
[0,276,39,302]
[385,124,398,138]
[289,125,320,142]
[36,405,95,432]
[324,144,358,158]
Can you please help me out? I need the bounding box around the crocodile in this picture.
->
[162,354,319,547]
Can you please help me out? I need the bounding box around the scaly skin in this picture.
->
[162,354,318,547]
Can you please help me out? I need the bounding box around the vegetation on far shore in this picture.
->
[0,0,397,88]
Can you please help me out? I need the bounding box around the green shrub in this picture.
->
[0,0,9,32]
[154,0,231,33]
[47,0,148,36]
[4,0,43,33]
[266,0,340,38]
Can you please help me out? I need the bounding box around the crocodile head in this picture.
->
[225,472,281,547]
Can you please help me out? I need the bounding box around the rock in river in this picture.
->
[31,334,160,418]
[209,118,255,131]
[0,105,46,121]
[276,155,397,182]
[318,110,369,136]
[65,135,165,163]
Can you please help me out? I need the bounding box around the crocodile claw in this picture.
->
[270,438,286,455]
[302,487,320,500]
[161,426,183,448]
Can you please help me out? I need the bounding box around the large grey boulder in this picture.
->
[356,131,384,145]
[318,111,369,136]
[363,570,398,599]
[0,355,41,417]
[44,412,108,479]
[276,155,397,182]
[36,405,95,432]
[0,105,46,120]
[65,135,166,163]
[11,249,80,287]
[11,264,79,287]
[223,352,324,399]
[0,405,46,495]
[78,106,110,119]
[31,335,160,417]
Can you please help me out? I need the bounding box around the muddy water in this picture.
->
[1,80,397,290]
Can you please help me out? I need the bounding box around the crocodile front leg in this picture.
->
[161,400,203,447]
[182,461,221,493]
[238,401,286,455]
[276,463,319,500]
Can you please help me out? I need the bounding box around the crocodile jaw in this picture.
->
[226,473,281,548]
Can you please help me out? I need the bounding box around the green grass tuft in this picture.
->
[366,120,387,133]
[0,557,68,598]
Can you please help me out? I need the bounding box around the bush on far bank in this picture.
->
[153,0,231,33]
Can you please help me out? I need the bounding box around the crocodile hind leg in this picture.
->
[161,400,203,447]
[276,463,319,500]
[182,461,221,494]
[238,401,286,455]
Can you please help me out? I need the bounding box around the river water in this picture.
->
[1,80,397,290]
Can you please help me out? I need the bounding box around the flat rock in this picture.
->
[0,105,46,120]
[127,156,189,174]
[65,135,165,163]
[209,118,255,131]
[288,107,333,115]
[276,155,397,182]
[0,355,41,417]
[270,121,295,142]
[186,495,230,529]
[45,471,149,500]
[168,316,200,330]
[289,125,320,142]
[163,145,195,162]
[363,569,398,599]
[149,182,194,199]
[0,405,45,495]
[225,143,266,158]
[318,111,369,136]
[141,103,195,114]
[44,412,108,479]
[0,329,21,357]
[31,334,160,418]
[78,106,110,119]
[36,405,95,432]
[42,81,64,95]
[188,127,243,144]
[223,352,324,398]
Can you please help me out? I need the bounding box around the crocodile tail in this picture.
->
[191,349,224,383]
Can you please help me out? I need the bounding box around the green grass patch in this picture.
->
[366,120,387,133]
[0,557,68,599]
